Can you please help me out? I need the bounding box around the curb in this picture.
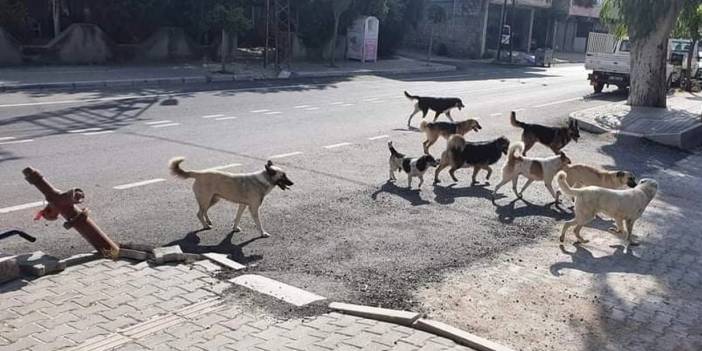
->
[329,302,515,351]
[0,64,457,91]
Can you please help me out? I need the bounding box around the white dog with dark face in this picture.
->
[169,157,293,237]
[388,141,438,188]
[556,171,658,249]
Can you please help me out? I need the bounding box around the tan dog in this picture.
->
[169,158,293,237]
[420,119,482,154]
[564,164,637,189]
[556,171,658,249]
[493,141,571,202]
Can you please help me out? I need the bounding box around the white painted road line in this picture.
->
[304,107,320,111]
[145,120,173,125]
[264,111,282,115]
[363,98,380,102]
[269,151,303,159]
[330,102,344,105]
[202,114,225,119]
[230,274,325,307]
[324,142,352,149]
[83,130,114,136]
[514,108,526,112]
[214,116,238,121]
[368,135,389,140]
[490,113,502,117]
[68,127,102,133]
[0,137,16,141]
[251,109,270,113]
[151,123,181,128]
[532,97,583,108]
[0,201,45,214]
[293,105,311,109]
[341,103,354,107]
[0,139,33,145]
[113,178,165,190]
[205,163,242,171]
[371,100,385,103]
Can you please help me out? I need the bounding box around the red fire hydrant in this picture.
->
[23,167,120,258]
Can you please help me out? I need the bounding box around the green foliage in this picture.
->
[674,1,702,40]
[601,0,690,39]
[573,0,598,6]
[297,0,335,50]
[207,3,252,34]
[0,0,27,38]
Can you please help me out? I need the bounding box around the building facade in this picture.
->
[552,0,606,53]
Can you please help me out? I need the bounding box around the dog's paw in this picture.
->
[202,225,212,230]
[576,239,590,244]
[261,232,271,238]
[232,226,242,233]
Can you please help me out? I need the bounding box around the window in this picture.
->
[619,40,631,52]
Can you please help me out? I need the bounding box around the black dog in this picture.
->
[404,91,465,128]
[434,135,510,185]
[510,111,579,156]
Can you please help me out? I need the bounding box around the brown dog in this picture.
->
[564,164,637,189]
[510,111,579,156]
[420,119,482,154]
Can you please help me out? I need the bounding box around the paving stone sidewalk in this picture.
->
[0,258,475,351]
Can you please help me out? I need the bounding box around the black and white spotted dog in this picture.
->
[388,141,438,188]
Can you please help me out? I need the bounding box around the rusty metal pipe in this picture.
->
[23,167,119,258]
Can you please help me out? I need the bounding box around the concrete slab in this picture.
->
[0,254,20,283]
[15,251,65,277]
[229,274,325,307]
[59,252,101,267]
[202,253,246,270]
[329,302,420,326]
[152,245,184,264]
[119,248,149,261]
[413,319,515,351]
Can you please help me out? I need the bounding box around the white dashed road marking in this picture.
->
[113,178,165,190]
[83,130,114,136]
[0,139,33,145]
[269,151,303,159]
[251,109,270,113]
[304,107,320,111]
[145,120,173,125]
[532,97,583,108]
[0,201,45,214]
[151,123,181,128]
[68,127,103,133]
[214,116,238,121]
[205,163,242,171]
[368,135,389,140]
[202,114,225,119]
[363,98,380,102]
[330,102,344,105]
[323,142,352,149]
[264,111,282,115]
[0,137,16,141]
[341,103,354,107]
[490,113,502,117]
[293,105,311,109]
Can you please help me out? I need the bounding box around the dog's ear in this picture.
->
[559,151,569,162]
[265,160,275,176]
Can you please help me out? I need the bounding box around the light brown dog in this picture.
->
[420,119,482,154]
[563,164,637,189]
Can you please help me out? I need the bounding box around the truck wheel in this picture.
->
[593,82,604,93]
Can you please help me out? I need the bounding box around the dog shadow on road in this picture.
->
[432,183,494,204]
[166,230,263,264]
[494,198,571,224]
[371,181,431,206]
[549,244,649,277]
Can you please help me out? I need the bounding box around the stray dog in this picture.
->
[169,157,293,237]
[556,171,657,249]
[388,141,438,188]
[420,119,482,154]
[405,91,465,127]
[434,135,510,185]
[510,111,580,155]
[563,164,637,189]
[493,141,571,202]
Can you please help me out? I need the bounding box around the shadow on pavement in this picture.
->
[494,197,570,224]
[166,230,263,264]
[370,181,431,206]
[549,244,644,277]
[432,183,494,205]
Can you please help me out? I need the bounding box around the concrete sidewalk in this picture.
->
[0,255,511,351]
[570,92,702,150]
[0,57,455,91]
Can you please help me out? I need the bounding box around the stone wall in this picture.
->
[404,0,489,59]
[42,23,113,64]
[140,27,200,61]
[0,27,22,65]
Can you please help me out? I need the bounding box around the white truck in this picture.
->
[585,32,673,93]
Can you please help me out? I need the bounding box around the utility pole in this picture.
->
[496,0,507,61]
[52,0,61,38]
[509,0,517,63]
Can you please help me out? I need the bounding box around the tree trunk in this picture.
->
[628,1,683,107]
[685,39,698,92]
[221,29,228,72]
[330,14,340,67]
[52,0,61,38]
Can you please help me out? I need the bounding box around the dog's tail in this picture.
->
[509,111,526,129]
[507,141,524,165]
[419,120,430,132]
[556,171,580,197]
[169,157,195,179]
[447,134,466,152]
[404,91,419,100]
[388,141,405,159]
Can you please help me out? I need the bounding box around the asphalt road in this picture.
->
[1,63,631,309]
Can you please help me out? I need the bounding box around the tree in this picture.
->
[673,1,702,91]
[426,4,446,62]
[601,0,687,107]
[207,2,251,72]
[327,0,353,67]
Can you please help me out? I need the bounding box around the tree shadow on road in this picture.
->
[370,181,431,206]
[166,230,263,264]
[494,197,570,224]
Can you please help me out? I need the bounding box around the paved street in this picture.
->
[2,63,701,350]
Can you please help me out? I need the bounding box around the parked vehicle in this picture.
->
[669,38,700,80]
[585,32,673,94]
